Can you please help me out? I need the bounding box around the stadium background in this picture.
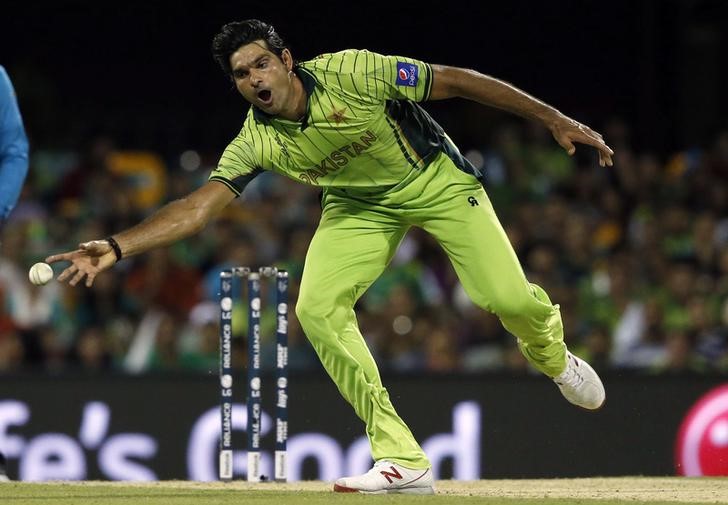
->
[1,0,727,481]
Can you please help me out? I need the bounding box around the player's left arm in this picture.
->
[429,65,613,167]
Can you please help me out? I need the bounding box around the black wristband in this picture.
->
[106,236,123,262]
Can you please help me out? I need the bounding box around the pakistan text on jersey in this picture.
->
[298,130,378,184]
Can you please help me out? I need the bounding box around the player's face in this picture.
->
[229,40,294,115]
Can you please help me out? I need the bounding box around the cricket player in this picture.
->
[47,19,611,494]
[0,65,30,483]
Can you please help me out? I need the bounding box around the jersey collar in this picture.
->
[252,66,317,130]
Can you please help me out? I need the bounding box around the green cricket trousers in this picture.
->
[295,152,567,469]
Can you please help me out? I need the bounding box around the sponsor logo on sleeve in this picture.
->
[395,61,419,87]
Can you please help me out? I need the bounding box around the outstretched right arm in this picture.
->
[46,180,236,287]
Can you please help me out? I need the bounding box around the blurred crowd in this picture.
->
[0,120,727,375]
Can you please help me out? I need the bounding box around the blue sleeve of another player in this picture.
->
[0,66,30,221]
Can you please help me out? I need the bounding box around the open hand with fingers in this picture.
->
[549,115,614,167]
[45,240,118,287]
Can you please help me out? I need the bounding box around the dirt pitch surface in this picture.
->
[45,477,728,503]
[435,478,728,502]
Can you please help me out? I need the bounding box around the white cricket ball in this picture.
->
[29,262,54,286]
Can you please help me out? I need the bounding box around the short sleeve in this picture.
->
[209,132,263,196]
[363,51,433,102]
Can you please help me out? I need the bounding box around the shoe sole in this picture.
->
[579,396,606,412]
[334,483,434,495]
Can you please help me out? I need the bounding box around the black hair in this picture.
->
[211,19,289,77]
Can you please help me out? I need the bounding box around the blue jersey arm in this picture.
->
[0,66,30,221]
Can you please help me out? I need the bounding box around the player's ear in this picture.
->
[281,49,294,71]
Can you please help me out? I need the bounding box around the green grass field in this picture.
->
[2,478,727,505]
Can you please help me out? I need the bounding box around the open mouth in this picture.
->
[257,89,272,105]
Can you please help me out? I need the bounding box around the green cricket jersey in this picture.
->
[209,49,478,194]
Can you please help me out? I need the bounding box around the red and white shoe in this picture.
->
[333,460,434,494]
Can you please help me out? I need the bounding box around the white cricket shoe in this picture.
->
[333,460,434,494]
[553,352,606,410]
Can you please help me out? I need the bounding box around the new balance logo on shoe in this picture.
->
[380,466,402,484]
